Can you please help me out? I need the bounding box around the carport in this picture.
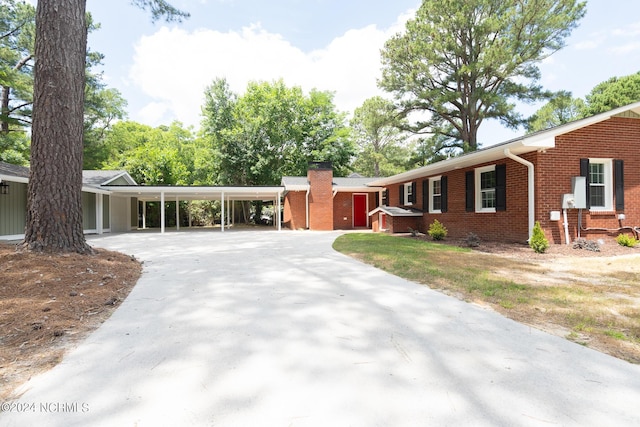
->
[104,185,284,233]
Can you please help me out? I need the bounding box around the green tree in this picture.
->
[379,0,586,154]
[102,120,196,185]
[526,90,584,133]
[22,0,188,253]
[582,71,640,116]
[0,0,35,164]
[202,78,355,186]
[83,87,128,169]
[350,96,409,177]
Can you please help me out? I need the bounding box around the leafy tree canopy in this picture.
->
[350,96,411,177]
[201,78,355,186]
[379,0,586,154]
[526,90,584,133]
[583,71,640,116]
[526,71,640,133]
[103,120,197,185]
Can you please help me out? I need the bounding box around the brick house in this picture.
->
[282,162,382,231]
[282,102,640,244]
[368,101,640,244]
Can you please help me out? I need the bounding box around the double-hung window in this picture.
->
[429,176,442,213]
[587,159,613,211]
[476,165,496,212]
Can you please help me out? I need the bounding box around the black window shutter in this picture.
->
[580,158,591,209]
[382,189,388,205]
[422,180,428,210]
[399,184,404,205]
[375,192,380,208]
[411,182,417,204]
[465,171,474,212]
[441,176,448,213]
[495,164,506,211]
[614,159,624,210]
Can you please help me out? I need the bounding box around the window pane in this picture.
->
[482,189,496,208]
[433,195,441,211]
[590,186,604,207]
[432,180,441,196]
[480,171,496,189]
[590,163,604,184]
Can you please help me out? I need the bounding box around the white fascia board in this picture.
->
[0,174,28,184]
[105,185,284,201]
[82,185,111,195]
[334,186,383,193]
[101,171,138,186]
[368,136,555,187]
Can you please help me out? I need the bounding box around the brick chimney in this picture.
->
[307,162,334,230]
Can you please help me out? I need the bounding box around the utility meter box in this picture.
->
[571,176,587,209]
[562,193,575,209]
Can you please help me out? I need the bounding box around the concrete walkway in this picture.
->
[2,230,639,426]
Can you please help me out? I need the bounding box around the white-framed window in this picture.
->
[429,176,442,213]
[589,158,613,211]
[404,182,413,205]
[475,165,496,212]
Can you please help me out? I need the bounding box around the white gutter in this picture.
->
[504,148,535,240]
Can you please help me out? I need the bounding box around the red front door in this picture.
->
[353,194,368,228]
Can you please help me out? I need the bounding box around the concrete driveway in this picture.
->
[3,230,639,426]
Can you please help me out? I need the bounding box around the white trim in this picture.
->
[0,234,24,241]
[475,165,496,213]
[588,158,613,212]
[403,182,413,205]
[428,175,442,214]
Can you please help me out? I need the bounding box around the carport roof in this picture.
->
[104,185,284,202]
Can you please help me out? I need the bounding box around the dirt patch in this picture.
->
[0,243,141,399]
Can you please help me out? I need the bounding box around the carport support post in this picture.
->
[176,196,180,231]
[161,191,165,234]
[221,192,225,232]
[142,201,147,229]
[277,192,282,230]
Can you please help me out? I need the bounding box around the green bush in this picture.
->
[529,221,549,253]
[616,233,639,248]
[428,219,448,241]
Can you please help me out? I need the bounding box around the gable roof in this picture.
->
[369,101,640,186]
[0,161,30,182]
[0,162,137,189]
[82,170,137,187]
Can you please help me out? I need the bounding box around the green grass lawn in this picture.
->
[332,233,640,363]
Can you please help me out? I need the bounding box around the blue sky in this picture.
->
[76,0,640,146]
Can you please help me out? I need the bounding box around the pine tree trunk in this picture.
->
[21,0,92,254]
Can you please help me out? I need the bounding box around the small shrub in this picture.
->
[573,238,601,252]
[463,232,481,247]
[427,219,448,241]
[529,221,549,254]
[616,233,639,248]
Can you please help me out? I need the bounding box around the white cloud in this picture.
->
[128,12,411,127]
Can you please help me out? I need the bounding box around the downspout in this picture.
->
[504,149,535,241]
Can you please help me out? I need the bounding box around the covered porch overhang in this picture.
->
[104,185,285,233]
